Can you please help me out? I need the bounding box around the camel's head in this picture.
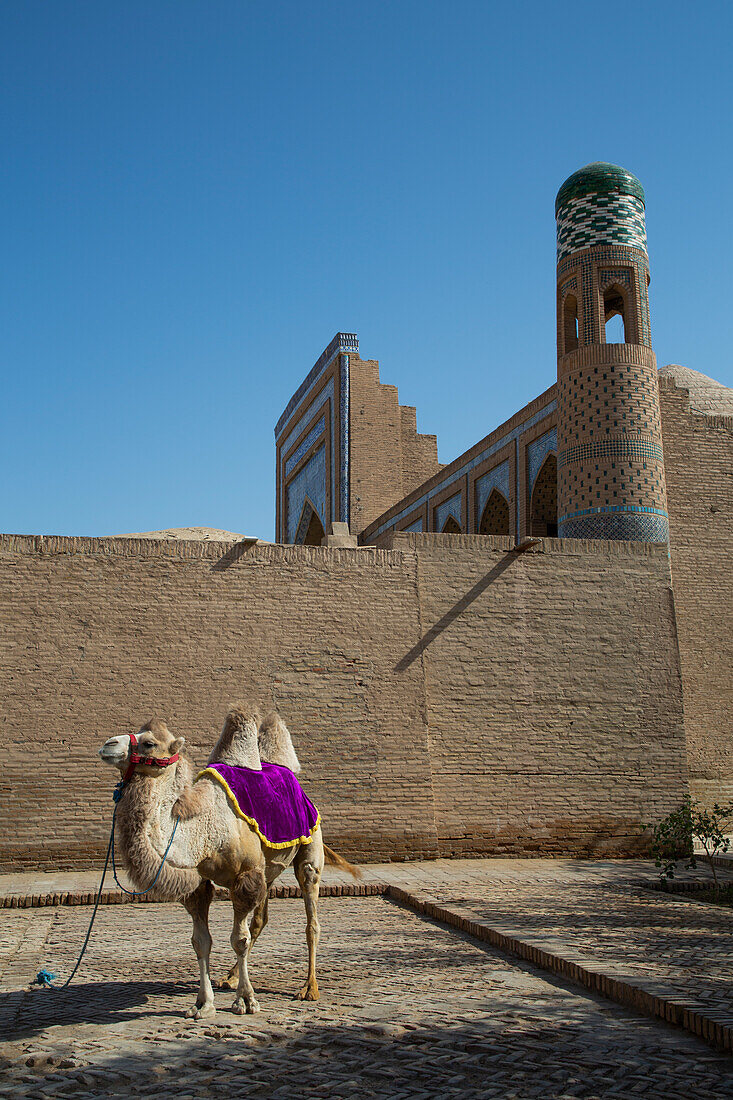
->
[99,719,185,778]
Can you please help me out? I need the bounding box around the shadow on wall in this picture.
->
[394,553,518,672]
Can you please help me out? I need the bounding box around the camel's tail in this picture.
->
[323,843,362,879]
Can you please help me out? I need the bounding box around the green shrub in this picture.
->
[643,797,733,896]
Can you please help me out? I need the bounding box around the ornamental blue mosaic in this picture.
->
[286,443,327,544]
[475,460,510,520]
[368,400,557,542]
[434,492,462,531]
[527,429,557,495]
[284,414,326,477]
[559,508,669,542]
[558,438,663,470]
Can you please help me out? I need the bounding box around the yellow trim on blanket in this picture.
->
[195,768,320,849]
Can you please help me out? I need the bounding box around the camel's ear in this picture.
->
[170,737,185,755]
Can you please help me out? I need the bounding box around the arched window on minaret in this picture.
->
[478,489,510,535]
[563,293,579,354]
[603,284,627,344]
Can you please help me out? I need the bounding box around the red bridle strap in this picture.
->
[122,732,180,784]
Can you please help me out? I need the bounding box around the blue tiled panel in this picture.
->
[280,378,334,456]
[559,508,668,542]
[286,443,327,544]
[339,354,350,525]
[434,492,462,531]
[527,429,557,495]
[403,519,424,533]
[368,400,557,541]
[284,414,326,477]
[475,460,510,522]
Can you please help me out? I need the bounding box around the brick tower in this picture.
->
[555,163,669,541]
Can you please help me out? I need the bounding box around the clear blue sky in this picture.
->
[2,1,731,538]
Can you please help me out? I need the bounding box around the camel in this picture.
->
[98,703,358,1019]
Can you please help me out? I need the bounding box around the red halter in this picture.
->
[122,732,180,784]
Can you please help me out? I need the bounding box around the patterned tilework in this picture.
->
[276,334,356,541]
[434,492,463,531]
[285,443,327,544]
[367,400,557,541]
[339,355,350,526]
[599,269,630,290]
[559,439,663,470]
[557,249,651,347]
[284,414,326,477]
[557,193,646,261]
[559,507,669,542]
[557,350,667,534]
[527,429,557,495]
[475,460,510,520]
[403,519,424,533]
[275,333,358,439]
[477,489,510,535]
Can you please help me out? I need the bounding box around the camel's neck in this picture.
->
[115,758,205,900]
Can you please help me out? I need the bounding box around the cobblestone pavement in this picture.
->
[417,876,733,1032]
[1,896,732,1098]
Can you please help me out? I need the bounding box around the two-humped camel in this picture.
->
[99,704,358,1019]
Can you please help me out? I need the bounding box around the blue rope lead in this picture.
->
[111,812,179,896]
[34,797,180,989]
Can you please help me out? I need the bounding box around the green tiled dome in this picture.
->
[555,163,645,216]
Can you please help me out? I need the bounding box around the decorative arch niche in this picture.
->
[530,454,558,537]
[441,515,462,534]
[478,489,510,536]
[294,499,326,546]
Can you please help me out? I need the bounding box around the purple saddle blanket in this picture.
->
[197,761,320,849]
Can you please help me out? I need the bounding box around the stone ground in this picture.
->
[2,860,733,1097]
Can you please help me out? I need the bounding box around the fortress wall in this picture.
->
[0,536,437,870]
[0,534,687,869]
[660,382,733,806]
[402,533,688,856]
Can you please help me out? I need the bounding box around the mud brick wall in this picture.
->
[0,537,437,870]
[401,532,688,856]
[0,533,687,869]
[349,356,439,534]
[660,381,733,806]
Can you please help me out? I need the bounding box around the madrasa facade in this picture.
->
[2,163,732,870]
[275,161,733,807]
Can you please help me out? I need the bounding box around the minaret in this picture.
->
[555,163,669,541]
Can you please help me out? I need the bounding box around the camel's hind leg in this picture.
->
[293,836,324,1001]
[182,880,216,1020]
[229,868,267,1015]
[221,897,268,991]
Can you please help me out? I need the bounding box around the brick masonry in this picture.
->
[659,374,733,806]
[0,533,687,869]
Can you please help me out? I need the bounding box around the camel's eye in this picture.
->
[141,740,156,752]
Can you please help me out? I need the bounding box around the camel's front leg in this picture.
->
[230,869,267,1015]
[294,850,322,1001]
[221,896,268,991]
[182,880,216,1020]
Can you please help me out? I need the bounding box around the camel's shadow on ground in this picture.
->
[5,979,194,1041]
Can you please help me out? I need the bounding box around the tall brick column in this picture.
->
[555,162,669,541]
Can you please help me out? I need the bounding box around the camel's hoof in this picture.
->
[295,982,320,1002]
[186,1003,216,1021]
[217,976,238,991]
[231,996,260,1015]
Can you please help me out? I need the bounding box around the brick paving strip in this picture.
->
[3,858,733,1055]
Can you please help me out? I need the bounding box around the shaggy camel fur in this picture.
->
[99,704,357,1019]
